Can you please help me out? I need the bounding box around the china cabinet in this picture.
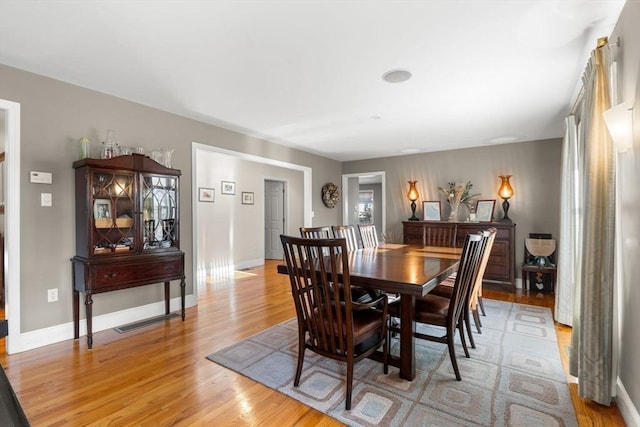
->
[72,153,185,349]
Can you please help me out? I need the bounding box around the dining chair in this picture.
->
[299,226,333,239]
[280,235,389,410]
[299,226,333,258]
[331,225,360,251]
[358,224,379,248]
[332,225,384,303]
[429,229,495,348]
[424,222,458,247]
[388,232,484,381]
[468,228,496,333]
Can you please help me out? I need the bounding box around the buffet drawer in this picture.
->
[94,260,181,288]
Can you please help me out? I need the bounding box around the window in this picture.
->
[358,191,374,225]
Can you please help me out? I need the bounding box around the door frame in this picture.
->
[1,99,22,354]
[191,142,312,300]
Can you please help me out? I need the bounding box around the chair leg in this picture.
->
[479,296,486,317]
[345,359,354,410]
[458,321,470,358]
[447,325,462,381]
[294,333,306,387]
[464,310,476,349]
[472,308,482,333]
[383,330,389,375]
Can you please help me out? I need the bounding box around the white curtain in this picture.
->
[567,39,616,406]
[555,115,579,326]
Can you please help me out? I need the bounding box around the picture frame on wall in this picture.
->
[422,201,441,221]
[475,199,496,222]
[221,181,236,195]
[241,192,254,205]
[198,187,215,202]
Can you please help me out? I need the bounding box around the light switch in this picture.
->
[41,193,52,207]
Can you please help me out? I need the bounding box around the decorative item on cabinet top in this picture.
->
[422,201,441,221]
[438,181,480,223]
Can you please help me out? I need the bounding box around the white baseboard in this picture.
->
[235,258,265,270]
[15,294,197,353]
[616,377,640,427]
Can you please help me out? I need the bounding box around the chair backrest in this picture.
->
[425,223,458,247]
[468,228,497,310]
[358,224,379,248]
[280,235,354,356]
[332,225,360,251]
[300,226,333,239]
[447,233,483,325]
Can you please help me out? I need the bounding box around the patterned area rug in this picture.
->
[206,300,577,426]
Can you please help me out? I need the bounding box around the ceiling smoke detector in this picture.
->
[382,69,412,83]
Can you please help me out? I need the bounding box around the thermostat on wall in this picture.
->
[30,171,53,184]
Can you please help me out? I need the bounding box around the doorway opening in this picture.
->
[191,142,312,301]
[342,172,386,241]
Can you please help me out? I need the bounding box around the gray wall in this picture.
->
[611,0,640,418]
[0,64,341,333]
[343,139,563,271]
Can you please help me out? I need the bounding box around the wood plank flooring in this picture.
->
[0,260,627,426]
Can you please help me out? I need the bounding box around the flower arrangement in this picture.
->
[438,181,480,222]
[439,181,479,205]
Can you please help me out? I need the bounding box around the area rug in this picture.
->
[206,300,577,427]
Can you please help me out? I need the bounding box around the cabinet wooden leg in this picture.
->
[73,290,80,339]
[164,281,170,315]
[180,277,186,321]
[85,293,93,349]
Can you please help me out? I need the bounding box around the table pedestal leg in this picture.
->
[399,295,416,380]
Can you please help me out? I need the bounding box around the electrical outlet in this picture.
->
[47,288,58,302]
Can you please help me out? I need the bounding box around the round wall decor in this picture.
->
[321,183,340,208]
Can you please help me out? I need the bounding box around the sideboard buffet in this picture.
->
[403,221,516,287]
[72,153,185,349]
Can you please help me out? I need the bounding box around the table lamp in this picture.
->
[407,180,419,221]
[498,175,514,223]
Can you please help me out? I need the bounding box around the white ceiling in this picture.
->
[0,1,625,161]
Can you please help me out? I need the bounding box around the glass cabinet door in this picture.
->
[91,170,136,255]
[142,174,178,250]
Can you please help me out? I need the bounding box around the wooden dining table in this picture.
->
[277,243,461,381]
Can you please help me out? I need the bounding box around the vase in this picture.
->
[100,130,120,159]
[448,201,460,222]
[79,137,90,159]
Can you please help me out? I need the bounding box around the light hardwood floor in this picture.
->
[0,260,626,426]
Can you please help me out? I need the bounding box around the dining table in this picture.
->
[277,243,462,381]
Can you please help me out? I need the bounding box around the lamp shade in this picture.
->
[498,175,514,199]
[603,102,633,152]
[407,181,419,201]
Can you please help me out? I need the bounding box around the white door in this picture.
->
[264,180,285,259]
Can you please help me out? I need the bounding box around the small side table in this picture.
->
[521,264,557,292]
